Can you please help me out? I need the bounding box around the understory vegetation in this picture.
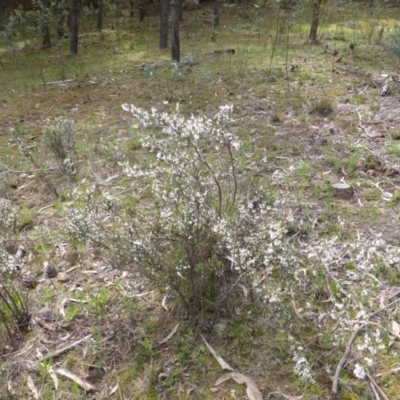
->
[2,1,400,399]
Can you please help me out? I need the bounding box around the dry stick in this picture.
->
[366,371,390,400]
[56,368,96,392]
[39,334,92,361]
[369,381,380,400]
[332,323,366,396]
[192,143,222,217]
[226,143,237,214]
[332,295,400,396]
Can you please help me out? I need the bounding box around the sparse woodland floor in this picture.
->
[2,2,400,399]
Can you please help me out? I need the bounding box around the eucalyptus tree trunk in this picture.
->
[97,0,103,31]
[139,0,146,21]
[213,0,220,27]
[41,0,51,48]
[178,0,183,21]
[69,0,78,55]
[55,0,65,39]
[171,0,180,62]
[159,0,168,49]
[309,0,321,43]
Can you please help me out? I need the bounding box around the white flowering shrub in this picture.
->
[62,104,297,322]
[43,117,79,179]
[59,104,400,392]
[0,199,19,234]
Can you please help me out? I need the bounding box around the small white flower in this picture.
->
[353,363,366,380]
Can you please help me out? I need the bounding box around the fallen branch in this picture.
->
[39,334,92,361]
[201,334,234,371]
[45,78,76,86]
[56,368,96,392]
[366,371,389,400]
[332,323,366,396]
[332,294,400,397]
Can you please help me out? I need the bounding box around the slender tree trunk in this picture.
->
[139,0,146,21]
[97,0,103,31]
[41,0,51,48]
[178,0,183,22]
[55,0,65,39]
[159,0,168,49]
[129,0,134,17]
[69,0,78,54]
[309,0,321,43]
[171,0,180,62]
[213,0,220,27]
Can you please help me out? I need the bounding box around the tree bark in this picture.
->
[41,0,51,48]
[309,0,321,43]
[178,0,183,22]
[171,0,180,62]
[213,0,220,28]
[139,0,146,21]
[55,0,65,39]
[97,0,103,31]
[159,0,168,49]
[69,0,78,55]
[129,0,134,17]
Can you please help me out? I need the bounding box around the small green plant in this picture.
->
[43,117,80,180]
[309,98,334,116]
[0,271,30,346]
[296,162,312,179]
[388,189,400,206]
[18,204,34,232]
[38,359,53,379]
[87,287,111,316]
[385,144,400,157]
[140,337,154,358]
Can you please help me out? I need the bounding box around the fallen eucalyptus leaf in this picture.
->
[48,366,59,390]
[200,334,234,371]
[391,320,400,337]
[160,322,180,344]
[215,372,262,400]
[26,374,39,400]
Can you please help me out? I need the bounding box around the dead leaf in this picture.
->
[59,297,86,317]
[26,374,39,399]
[159,322,180,344]
[278,393,303,400]
[48,366,59,390]
[238,284,248,299]
[200,334,234,371]
[215,372,262,400]
[161,295,169,311]
[109,383,119,396]
[392,320,400,337]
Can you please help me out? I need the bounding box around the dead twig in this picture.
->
[366,370,389,400]
[39,334,92,361]
[56,368,96,392]
[45,78,76,86]
[332,323,366,396]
